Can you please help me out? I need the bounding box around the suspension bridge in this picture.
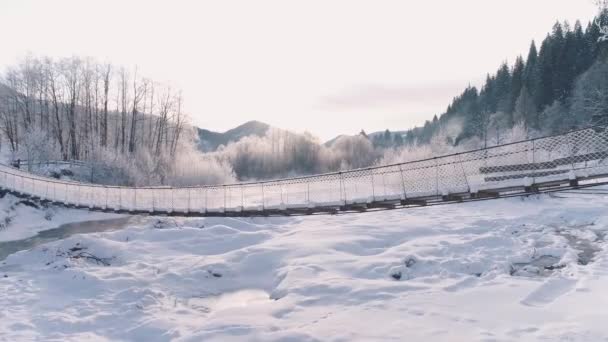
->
[2,126,608,217]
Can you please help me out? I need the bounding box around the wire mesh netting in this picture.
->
[0,126,607,214]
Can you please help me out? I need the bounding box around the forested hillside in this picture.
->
[405,12,608,147]
[197,121,270,152]
[1,11,606,185]
[0,56,235,186]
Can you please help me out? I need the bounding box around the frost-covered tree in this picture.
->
[596,0,608,42]
[0,55,205,186]
[514,86,537,127]
[572,61,608,125]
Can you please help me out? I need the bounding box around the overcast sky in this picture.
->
[0,0,599,140]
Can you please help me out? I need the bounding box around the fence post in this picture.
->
[531,140,536,187]
[457,154,470,193]
[381,171,387,200]
[566,131,578,186]
[566,131,576,170]
[188,188,191,213]
[223,185,227,213]
[306,180,310,207]
[370,171,375,202]
[435,157,439,197]
[240,186,244,212]
[339,172,346,205]
[398,165,407,200]
[171,188,175,213]
[204,188,208,213]
[261,184,265,211]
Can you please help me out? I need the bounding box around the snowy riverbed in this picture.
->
[0,194,122,243]
[1,191,608,341]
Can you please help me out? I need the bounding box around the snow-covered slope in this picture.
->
[0,194,121,242]
[2,191,608,341]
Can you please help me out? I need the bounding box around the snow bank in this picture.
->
[1,191,608,340]
[0,194,121,242]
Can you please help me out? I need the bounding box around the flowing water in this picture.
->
[0,216,146,261]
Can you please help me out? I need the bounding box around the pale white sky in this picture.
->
[0,0,599,140]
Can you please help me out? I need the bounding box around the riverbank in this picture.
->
[1,190,608,340]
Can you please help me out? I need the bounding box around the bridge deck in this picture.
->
[1,126,608,217]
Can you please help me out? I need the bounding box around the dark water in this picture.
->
[0,216,145,261]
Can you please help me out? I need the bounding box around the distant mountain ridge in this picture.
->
[324,130,407,147]
[197,120,409,150]
[197,120,271,152]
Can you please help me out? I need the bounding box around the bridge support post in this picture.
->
[531,140,537,186]
[223,185,226,214]
[306,180,310,207]
[434,157,439,197]
[339,172,346,206]
[261,184,265,212]
[370,173,375,202]
[398,165,407,201]
[240,186,244,213]
[204,188,208,214]
[457,153,470,193]
[171,188,175,214]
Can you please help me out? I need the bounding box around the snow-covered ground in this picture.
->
[2,190,608,341]
[0,194,121,242]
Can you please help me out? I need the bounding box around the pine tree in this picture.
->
[535,35,554,111]
[383,129,392,146]
[524,41,539,91]
[551,22,570,102]
[574,21,593,75]
[494,62,512,114]
[509,56,525,117]
[405,10,608,145]
[393,133,404,146]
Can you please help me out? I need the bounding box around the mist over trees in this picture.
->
[0,55,388,183]
[213,129,380,180]
[404,10,608,147]
[1,8,608,185]
[0,55,233,186]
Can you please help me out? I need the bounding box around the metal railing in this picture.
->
[1,126,608,215]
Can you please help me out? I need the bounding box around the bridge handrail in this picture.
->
[0,124,606,214]
[6,124,605,190]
